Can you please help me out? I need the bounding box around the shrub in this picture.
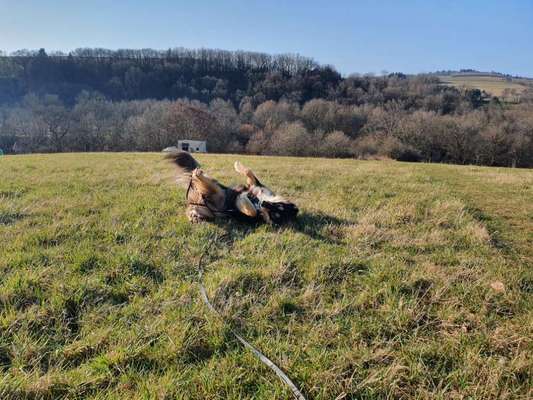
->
[318,131,354,158]
[268,122,313,156]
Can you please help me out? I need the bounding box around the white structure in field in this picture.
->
[177,140,207,153]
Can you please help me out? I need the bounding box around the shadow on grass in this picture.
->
[290,211,352,244]
[211,210,352,246]
[0,212,26,225]
[211,218,261,246]
[465,205,513,253]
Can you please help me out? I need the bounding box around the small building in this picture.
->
[177,140,207,153]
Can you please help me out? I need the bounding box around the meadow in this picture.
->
[438,74,530,98]
[1,153,532,399]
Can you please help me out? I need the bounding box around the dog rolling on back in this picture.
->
[164,150,298,224]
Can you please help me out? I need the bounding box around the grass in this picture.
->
[438,74,529,98]
[1,153,532,399]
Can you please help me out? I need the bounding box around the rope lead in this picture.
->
[196,239,307,400]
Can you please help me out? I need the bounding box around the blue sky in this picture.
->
[1,0,532,76]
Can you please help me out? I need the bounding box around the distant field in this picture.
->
[1,153,532,399]
[438,74,530,97]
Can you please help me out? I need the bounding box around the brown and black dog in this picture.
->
[164,150,298,224]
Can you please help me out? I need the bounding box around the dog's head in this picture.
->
[240,186,298,225]
[259,199,299,225]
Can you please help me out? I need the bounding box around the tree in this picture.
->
[253,100,299,130]
[24,94,71,152]
[318,131,354,157]
[269,122,313,156]
[72,91,111,151]
[245,129,270,154]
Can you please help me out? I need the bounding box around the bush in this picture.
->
[318,131,354,158]
[268,122,314,156]
[245,130,270,154]
[388,143,422,162]
[352,135,382,159]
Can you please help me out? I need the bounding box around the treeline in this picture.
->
[0,47,495,107]
[0,47,532,167]
[0,47,330,105]
[1,92,532,167]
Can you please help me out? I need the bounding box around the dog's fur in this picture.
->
[164,150,298,224]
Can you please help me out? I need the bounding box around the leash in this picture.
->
[195,237,307,400]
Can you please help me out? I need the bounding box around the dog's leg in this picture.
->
[191,168,226,209]
[234,161,261,187]
[235,193,258,217]
[234,162,283,204]
[192,169,222,194]
[187,205,213,223]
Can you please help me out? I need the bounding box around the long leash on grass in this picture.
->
[195,238,307,400]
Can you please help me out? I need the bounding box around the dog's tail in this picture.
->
[163,150,199,187]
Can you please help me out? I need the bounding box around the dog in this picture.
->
[164,150,298,224]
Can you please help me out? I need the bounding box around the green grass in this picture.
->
[1,153,532,399]
[438,74,529,98]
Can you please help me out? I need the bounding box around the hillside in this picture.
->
[0,48,333,105]
[1,153,532,399]
[438,73,531,99]
[2,47,533,168]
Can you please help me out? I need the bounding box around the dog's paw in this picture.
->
[187,207,207,223]
[192,168,204,178]
[235,161,250,177]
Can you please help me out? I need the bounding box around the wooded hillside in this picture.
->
[1,48,532,167]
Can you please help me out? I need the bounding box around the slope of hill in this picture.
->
[0,48,335,105]
[1,153,532,399]
[438,73,531,98]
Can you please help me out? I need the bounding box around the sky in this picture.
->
[1,0,532,77]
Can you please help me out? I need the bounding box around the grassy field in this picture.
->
[1,153,532,399]
[438,74,530,98]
